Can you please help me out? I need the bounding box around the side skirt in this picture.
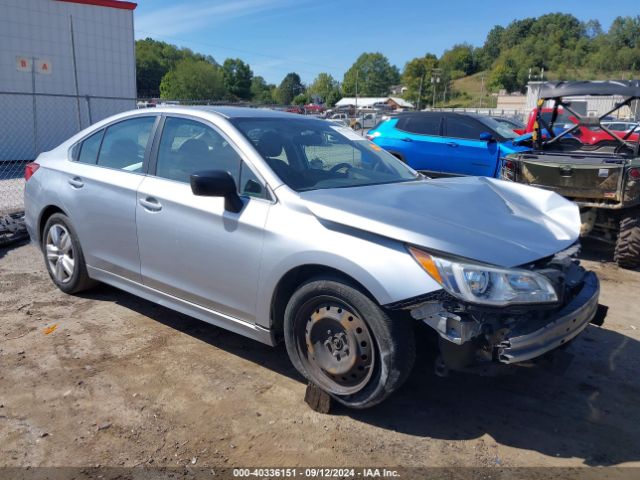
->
[87,266,276,346]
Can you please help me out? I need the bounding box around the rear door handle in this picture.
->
[68,177,84,188]
[401,137,413,142]
[446,142,458,148]
[139,197,162,212]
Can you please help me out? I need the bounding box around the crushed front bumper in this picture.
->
[496,272,600,364]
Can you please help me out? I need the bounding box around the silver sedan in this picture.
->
[24,107,601,408]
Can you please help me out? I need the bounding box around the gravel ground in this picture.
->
[1,240,639,477]
[0,178,24,215]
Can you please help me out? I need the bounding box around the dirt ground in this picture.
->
[1,239,639,476]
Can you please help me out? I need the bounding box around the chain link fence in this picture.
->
[0,92,134,245]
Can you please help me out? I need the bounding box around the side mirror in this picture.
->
[479,132,495,142]
[190,170,243,213]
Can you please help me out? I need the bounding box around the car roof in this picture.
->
[145,105,311,120]
[393,111,486,120]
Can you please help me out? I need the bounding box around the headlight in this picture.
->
[408,246,558,306]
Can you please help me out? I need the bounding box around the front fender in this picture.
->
[254,202,441,330]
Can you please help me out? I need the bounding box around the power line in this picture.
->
[134,29,339,79]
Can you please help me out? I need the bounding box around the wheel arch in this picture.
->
[269,264,378,341]
[38,205,68,244]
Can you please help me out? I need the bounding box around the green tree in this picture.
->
[136,38,219,98]
[325,88,343,107]
[307,73,339,103]
[477,25,505,70]
[342,53,400,96]
[293,93,310,105]
[159,59,226,100]
[401,54,438,108]
[439,44,477,77]
[276,72,304,105]
[222,58,253,100]
[250,76,276,103]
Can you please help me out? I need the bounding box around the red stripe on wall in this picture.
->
[55,0,137,10]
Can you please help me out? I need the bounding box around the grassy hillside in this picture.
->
[446,69,638,109]
[446,72,496,108]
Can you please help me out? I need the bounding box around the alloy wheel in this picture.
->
[45,224,75,284]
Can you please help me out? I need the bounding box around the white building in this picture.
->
[0,0,137,161]
[335,97,414,110]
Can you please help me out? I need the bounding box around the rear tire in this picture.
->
[614,209,640,269]
[284,277,415,409]
[42,213,95,294]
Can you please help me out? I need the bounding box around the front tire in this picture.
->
[284,277,415,409]
[42,213,95,294]
[614,209,640,269]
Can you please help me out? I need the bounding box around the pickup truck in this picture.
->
[501,81,640,268]
[350,112,379,130]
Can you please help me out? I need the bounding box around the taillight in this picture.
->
[629,167,640,180]
[24,162,40,181]
[501,159,517,181]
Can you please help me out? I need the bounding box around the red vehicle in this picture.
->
[304,103,325,114]
[285,106,305,115]
[517,107,639,144]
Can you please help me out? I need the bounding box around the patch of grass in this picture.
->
[446,72,495,108]
[445,69,637,109]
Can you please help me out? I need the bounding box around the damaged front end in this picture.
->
[396,244,605,373]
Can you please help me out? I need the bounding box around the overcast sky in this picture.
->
[133,0,638,84]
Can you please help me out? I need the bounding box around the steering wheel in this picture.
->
[329,162,353,174]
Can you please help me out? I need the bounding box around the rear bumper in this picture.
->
[496,272,600,364]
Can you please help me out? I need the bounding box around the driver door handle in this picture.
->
[401,137,413,142]
[446,142,459,148]
[139,197,162,212]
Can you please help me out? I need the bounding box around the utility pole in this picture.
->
[431,68,441,109]
[417,73,424,110]
[355,69,358,117]
[479,73,485,108]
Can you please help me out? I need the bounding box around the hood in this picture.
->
[511,132,534,145]
[299,177,580,268]
[502,137,532,152]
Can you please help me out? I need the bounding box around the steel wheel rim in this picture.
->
[296,297,375,396]
[45,224,75,284]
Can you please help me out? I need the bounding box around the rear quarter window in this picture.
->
[77,129,104,164]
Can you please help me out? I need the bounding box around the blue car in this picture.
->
[367,112,530,178]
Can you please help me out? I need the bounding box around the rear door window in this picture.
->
[396,115,442,136]
[97,117,156,172]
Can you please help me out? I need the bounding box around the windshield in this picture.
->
[476,116,519,139]
[232,117,420,192]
